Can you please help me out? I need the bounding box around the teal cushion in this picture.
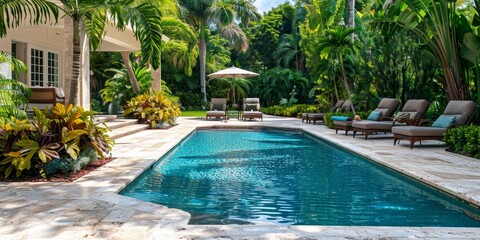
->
[330,116,352,121]
[367,111,382,121]
[245,104,257,111]
[431,115,455,128]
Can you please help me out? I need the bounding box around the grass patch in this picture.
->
[181,110,206,117]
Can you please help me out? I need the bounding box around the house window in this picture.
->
[30,48,60,87]
[30,48,44,86]
[48,52,59,87]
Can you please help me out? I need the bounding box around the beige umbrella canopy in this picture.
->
[207,66,259,79]
[208,67,259,104]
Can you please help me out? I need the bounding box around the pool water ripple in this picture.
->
[121,130,480,226]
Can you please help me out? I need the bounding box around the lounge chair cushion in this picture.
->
[206,111,225,117]
[392,126,445,137]
[443,101,477,125]
[212,104,224,111]
[244,104,258,111]
[400,99,429,120]
[243,111,262,118]
[329,100,346,112]
[308,113,325,119]
[352,120,393,130]
[334,120,353,127]
[339,100,353,112]
[431,115,455,128]
[375,98,399,117]
[367,111,382,121]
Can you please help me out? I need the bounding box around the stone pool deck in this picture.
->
[1,115,480,239]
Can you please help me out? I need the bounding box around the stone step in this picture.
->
[108,123,149,140]
[93,115,117,124]
[103,119,138,130]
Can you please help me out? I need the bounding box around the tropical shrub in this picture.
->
[100,64,155,107]
[0,52,30,120]
[262,104,320,117]
[444,125,480,159]
[123,90,181,128]
[0,104,114,178]
[44,146,97,177]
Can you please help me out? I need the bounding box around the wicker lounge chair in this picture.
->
[242,98,263,121]
[352,99,429,139]
[392,100,476,149]
[329,100,357,134]
[351,98,402,139]
[206,98,227,120]
[304,100,345,124]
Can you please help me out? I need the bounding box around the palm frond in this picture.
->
[0,0,58,37]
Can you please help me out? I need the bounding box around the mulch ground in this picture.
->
[0,157,115,182]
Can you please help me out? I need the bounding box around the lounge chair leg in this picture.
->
[394,138,397,145]
[410,140,414,149]
[353,131,357,138]
[364,132,368,140]
[335,128,338,134]
[345,130,349,136]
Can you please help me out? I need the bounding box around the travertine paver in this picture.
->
[1,115,480,239]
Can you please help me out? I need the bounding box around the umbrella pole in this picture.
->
[232,78,236,104]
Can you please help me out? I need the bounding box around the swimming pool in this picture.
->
[120,130,480,226]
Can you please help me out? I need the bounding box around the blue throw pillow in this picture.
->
[367,111,382,121]
[431,115,455,128]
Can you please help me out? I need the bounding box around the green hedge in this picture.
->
[444,125,480,159]
[261,104,321,117]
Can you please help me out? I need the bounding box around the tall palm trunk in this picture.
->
[348,0,355,43]
[120,51,140,93]
[68,19,81,106]
[199,40,206,102]
[340,54,356,115]
[199,20,207,103]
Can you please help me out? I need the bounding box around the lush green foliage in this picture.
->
[444,125,480,159]
[123,90,181,128]
[0,104,113,178]
[100,64,156,106]
[44,146,97,177]
[252,67,309,107]
[0,52,30,119]
[262,104,320,117]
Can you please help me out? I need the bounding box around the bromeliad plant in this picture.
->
[0,103,114,178]
[123,90,181,128]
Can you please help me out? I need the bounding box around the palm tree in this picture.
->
[274,34,301,70]
[55,0,164,106]
[317,27,358,114]
[0,0,58,37]
[177,0,260,103]
[382,0,467,100]
[347,0,355,43]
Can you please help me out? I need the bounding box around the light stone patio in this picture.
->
[1,115,480,239]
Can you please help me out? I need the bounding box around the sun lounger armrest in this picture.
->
[381,116,394,121]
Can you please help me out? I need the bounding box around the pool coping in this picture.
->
[1,116,480,239]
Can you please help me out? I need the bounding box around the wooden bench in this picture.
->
[29,87,65,106]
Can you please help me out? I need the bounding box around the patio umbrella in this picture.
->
[207,66,259,104]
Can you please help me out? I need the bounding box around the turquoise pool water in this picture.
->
[121,130,480,226]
